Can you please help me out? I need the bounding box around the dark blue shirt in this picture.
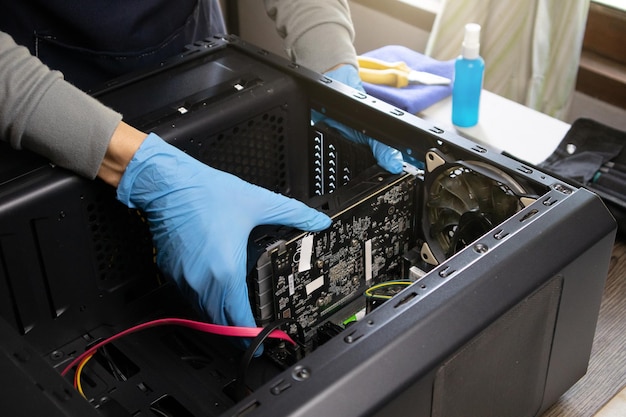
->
[0,0,225,90]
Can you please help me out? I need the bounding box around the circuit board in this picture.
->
[265,171,417,337]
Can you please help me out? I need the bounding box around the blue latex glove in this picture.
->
[117,133,332,330]
[321,65,404,174]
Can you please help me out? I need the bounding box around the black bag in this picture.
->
[540,118,626,233]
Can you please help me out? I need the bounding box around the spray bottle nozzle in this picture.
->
[462,23,481,60]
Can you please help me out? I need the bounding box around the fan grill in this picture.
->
[427,165,523,259]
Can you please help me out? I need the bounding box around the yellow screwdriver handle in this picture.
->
[357,56,413,87]
[358,56,412,72]
[358,68,409,88]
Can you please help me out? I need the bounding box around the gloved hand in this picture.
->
[321,65,404,174]
[117,133,332,330]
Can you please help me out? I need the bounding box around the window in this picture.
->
[351,0,439,31]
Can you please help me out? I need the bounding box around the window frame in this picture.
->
[576,2,626,108]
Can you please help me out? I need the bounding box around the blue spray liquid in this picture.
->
[452,56,485,127]
[451,23,484,128]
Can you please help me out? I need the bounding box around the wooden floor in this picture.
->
[541,237,626,417]
[594,386,626,417]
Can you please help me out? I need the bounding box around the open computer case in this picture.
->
[0,36,617,417]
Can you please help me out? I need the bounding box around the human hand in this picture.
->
[321,65,404,174]
[116,134,332,330]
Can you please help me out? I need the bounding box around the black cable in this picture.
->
[235,318,299,400]
[99,345,128,382]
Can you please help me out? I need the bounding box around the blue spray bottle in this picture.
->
[452,23,485,127]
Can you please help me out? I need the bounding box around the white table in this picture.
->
[418,90,571,165]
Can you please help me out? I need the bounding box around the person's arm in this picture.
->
[263,0,358,73]
[0,30,331,337]
[0,31,150,188]
[264,1,405,174]
[0,31,122,179]
[97,122,147,187]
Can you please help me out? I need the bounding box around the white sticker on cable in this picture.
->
[306,275,325,296]
[365,239,373,283]
[298,234,314,272]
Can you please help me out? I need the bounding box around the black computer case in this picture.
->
[0,36,617,417]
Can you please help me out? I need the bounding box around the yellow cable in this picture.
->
[364,280,412,299]
[75,353,94,398]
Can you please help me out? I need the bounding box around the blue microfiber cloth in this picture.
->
[360,45,455,114]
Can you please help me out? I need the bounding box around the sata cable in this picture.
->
[61,318,295,377]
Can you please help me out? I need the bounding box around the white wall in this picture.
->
[236,0,286,57]
[350,2,431,54]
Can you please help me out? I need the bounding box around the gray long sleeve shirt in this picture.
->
[0,32,122,178]
[264,0,358,73]
[0,1,357,179]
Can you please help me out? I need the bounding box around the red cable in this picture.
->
[61,318,295,376]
